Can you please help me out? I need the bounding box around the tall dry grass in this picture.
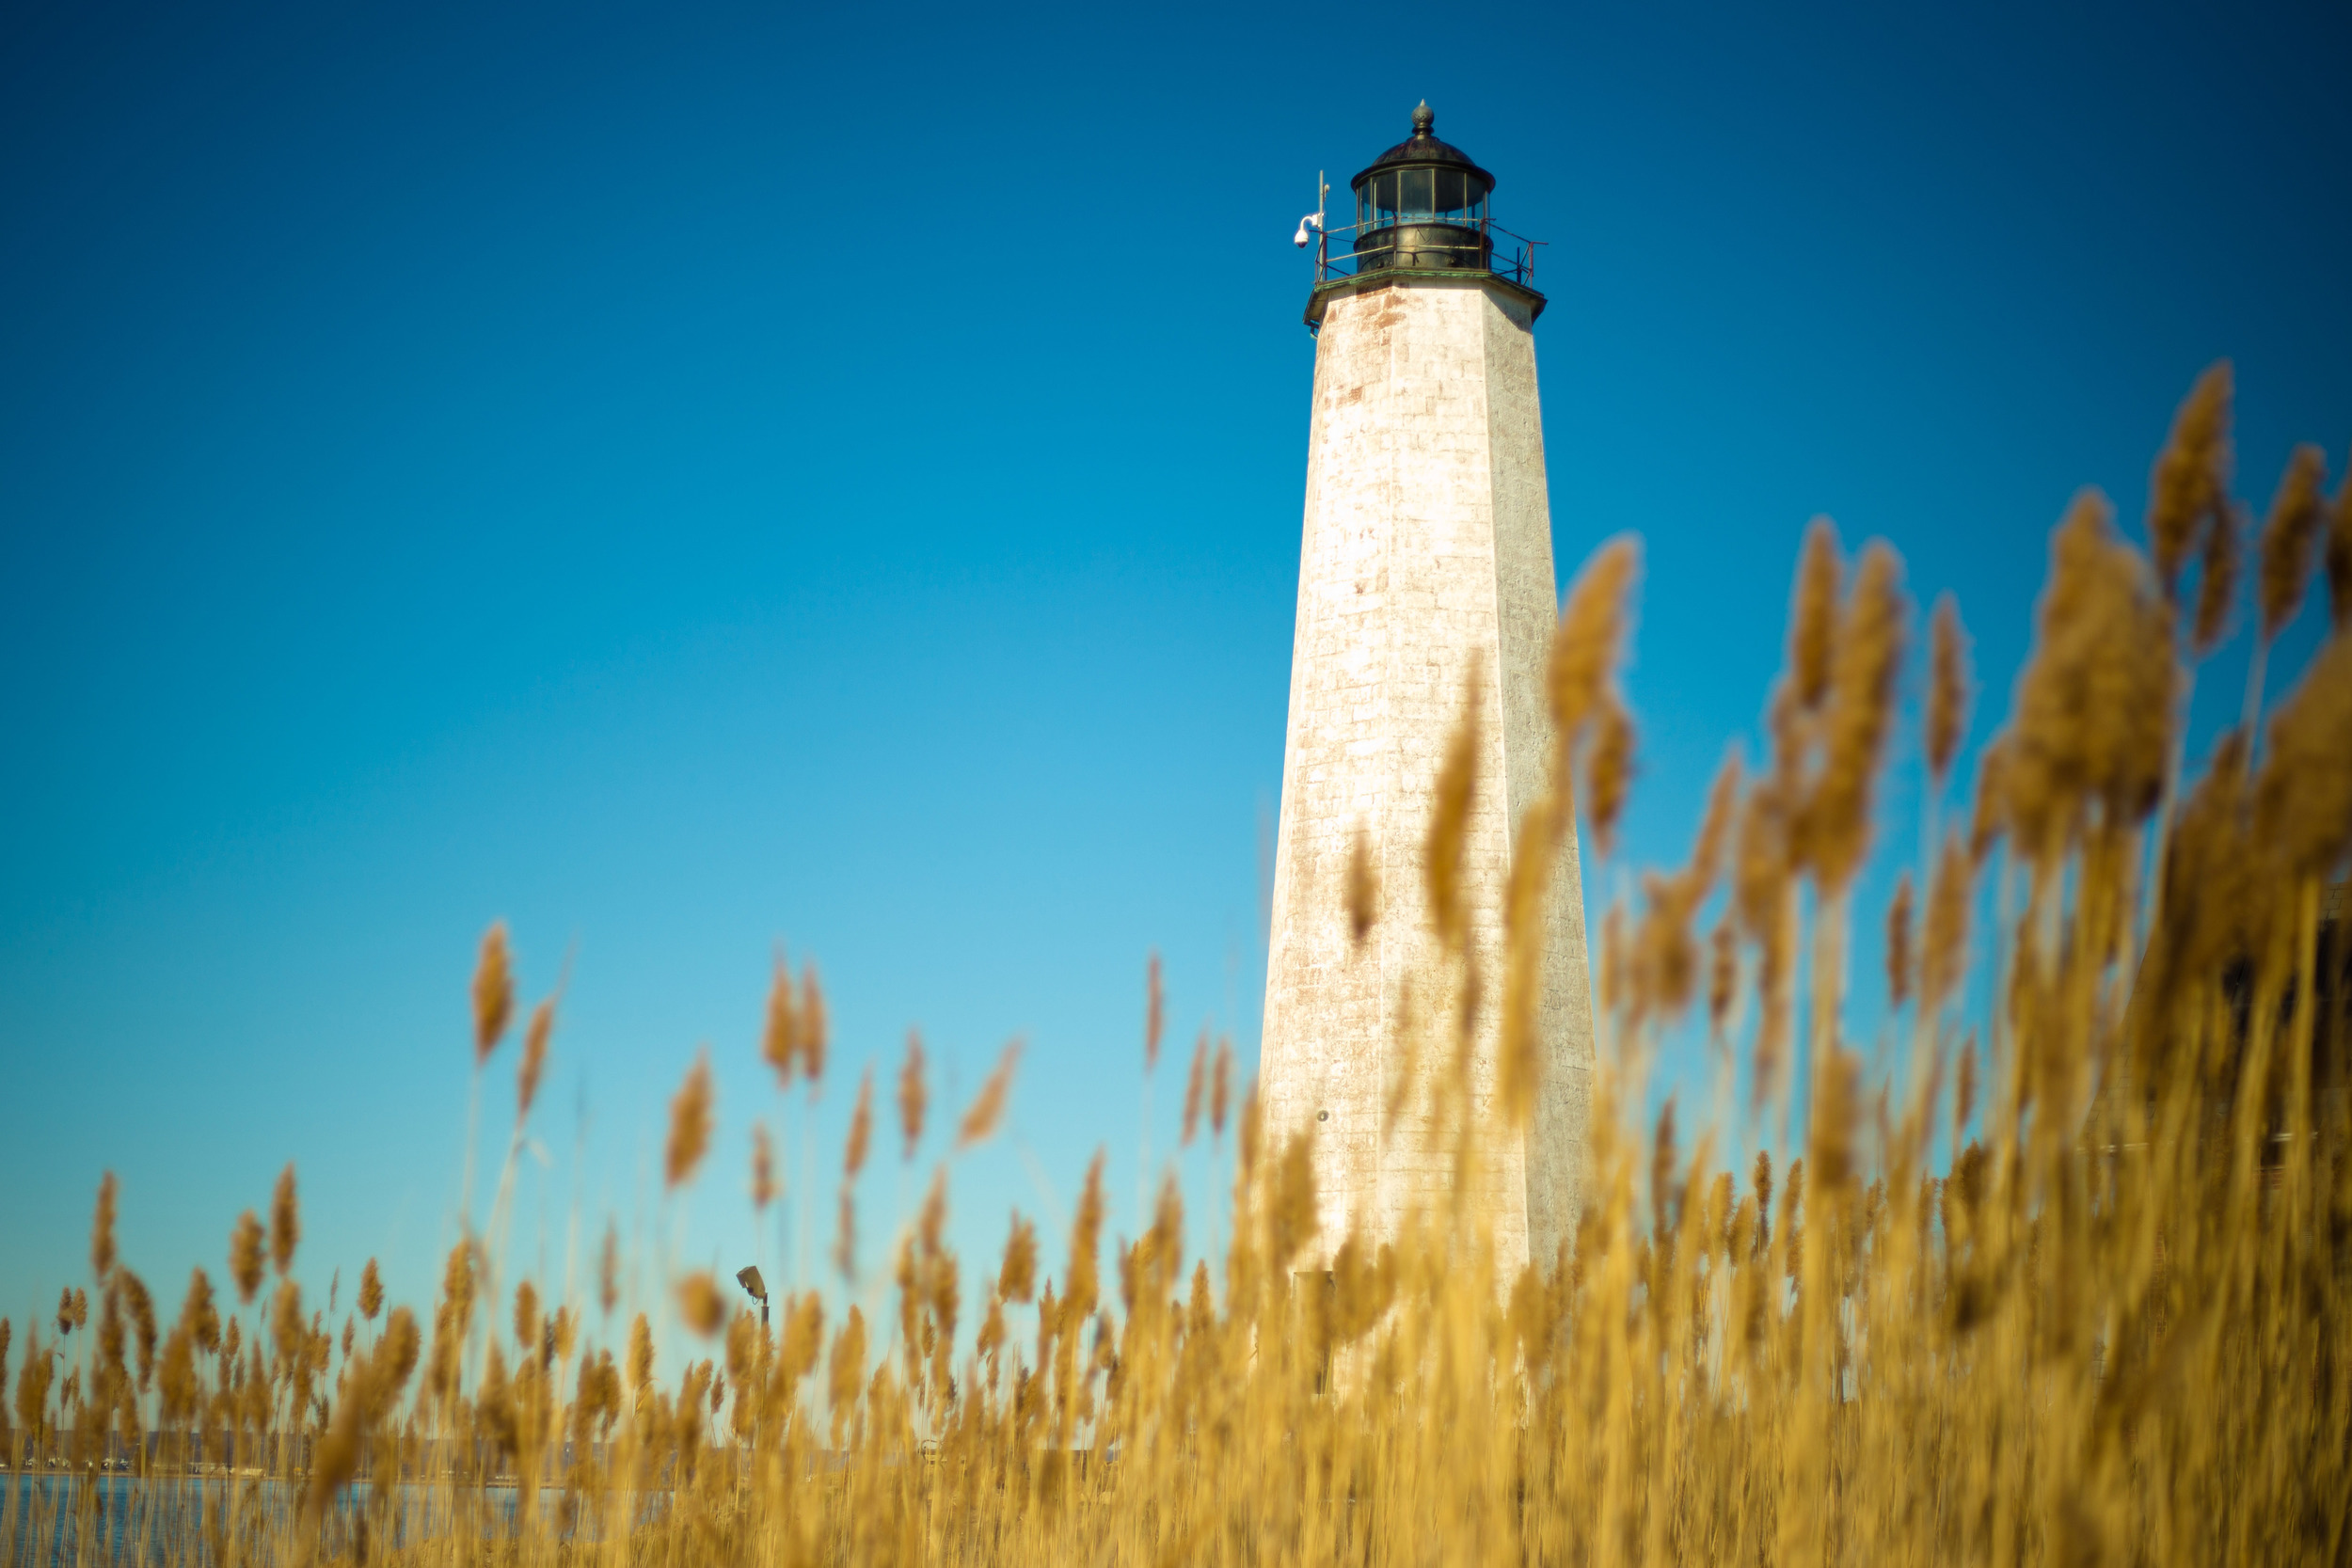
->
[6,367,2351,1567]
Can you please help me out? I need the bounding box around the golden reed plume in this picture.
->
[898,1030,928,1161]
[664,1052,713,1190]
[471,921,513,1066]
[955,1039,1021,1148]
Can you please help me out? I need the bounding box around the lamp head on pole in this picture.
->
[736,1264,769,1324]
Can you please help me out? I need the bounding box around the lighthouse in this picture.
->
[1260,104,1596,1276]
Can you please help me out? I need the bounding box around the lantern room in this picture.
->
[1349,103,1495,273]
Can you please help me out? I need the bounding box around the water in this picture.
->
[1,1473,656,1565]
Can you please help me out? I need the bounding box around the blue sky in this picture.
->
[3,0,2347,1346]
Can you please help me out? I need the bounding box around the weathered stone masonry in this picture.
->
[1259,273,1597,1277]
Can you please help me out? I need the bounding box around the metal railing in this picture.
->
[1311,216,1544,288]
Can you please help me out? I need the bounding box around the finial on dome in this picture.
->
[1412,101,1435,137]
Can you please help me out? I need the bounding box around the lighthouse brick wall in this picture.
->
[1259,274,1596,1276]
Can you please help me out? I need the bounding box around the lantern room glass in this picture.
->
[1357,168,1487,230]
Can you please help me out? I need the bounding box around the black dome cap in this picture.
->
[1349,103,1496,194]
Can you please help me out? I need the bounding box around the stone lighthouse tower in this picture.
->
[1259,104,1596,1276]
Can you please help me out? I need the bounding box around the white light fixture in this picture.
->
[1294,172,1329,248]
